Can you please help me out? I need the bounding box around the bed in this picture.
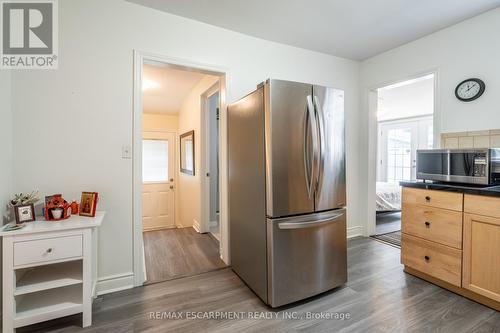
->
[376,182,402,212]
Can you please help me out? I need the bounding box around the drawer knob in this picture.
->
[425,196,431,201]
[46,248,53,253]
[424,255,430,261]
[424,221,431,227]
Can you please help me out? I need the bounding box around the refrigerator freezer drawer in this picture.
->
[266,209,347,307]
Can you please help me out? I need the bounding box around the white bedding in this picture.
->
[376,182,401,211]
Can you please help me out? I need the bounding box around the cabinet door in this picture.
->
[463,213,500,302]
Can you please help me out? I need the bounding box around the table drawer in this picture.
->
[401,203,463,249]
[14,235,83,267]
[402,187,463,211]
[401,233,462,287]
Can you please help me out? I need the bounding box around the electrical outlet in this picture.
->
[122,145,132,159]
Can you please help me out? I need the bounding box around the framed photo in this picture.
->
[14,204,35,223]
[180,130,195,175]
[79,192,98,217]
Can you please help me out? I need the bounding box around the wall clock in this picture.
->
[455,78,485,102]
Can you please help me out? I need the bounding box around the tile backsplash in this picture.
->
[441,129,500,149]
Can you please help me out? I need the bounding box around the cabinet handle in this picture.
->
[425,196,431,201]
[424,255,430,261]
[46,248,53,253]
[424,221,431,227]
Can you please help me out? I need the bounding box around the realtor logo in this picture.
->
[1,0,58,69]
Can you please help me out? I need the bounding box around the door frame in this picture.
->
[200,82,221,236]
[142,130,179,230]
[366,69,440,236]
[133,50,230,286]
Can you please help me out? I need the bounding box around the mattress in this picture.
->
[376,181,401,211]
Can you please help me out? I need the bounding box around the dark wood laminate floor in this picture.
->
[18,237,500,333]
[143,227,226,284]
[375,212,401,234]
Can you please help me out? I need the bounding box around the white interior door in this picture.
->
[142,132,176,231]
[378,117,433,183]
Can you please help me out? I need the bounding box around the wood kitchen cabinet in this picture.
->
[463,195,500,303]
[401,187,500,311]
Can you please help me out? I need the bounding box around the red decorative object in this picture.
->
[44,194,71,221]
[70,200,79,215]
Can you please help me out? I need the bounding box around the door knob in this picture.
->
[170,185,174,189]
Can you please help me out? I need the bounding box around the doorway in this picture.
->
[371,73,436,246]
[134,53,228,285]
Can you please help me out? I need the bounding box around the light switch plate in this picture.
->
[122,145,132,159]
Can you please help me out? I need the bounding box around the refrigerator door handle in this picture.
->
[278,212,344,230]
[305,95,318,199]
[313,95,325,193]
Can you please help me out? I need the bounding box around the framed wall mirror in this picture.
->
[180,130,195,175]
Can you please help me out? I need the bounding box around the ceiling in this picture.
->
[378,74,434,121]
[127,0,500,60]
[142,63,206,114]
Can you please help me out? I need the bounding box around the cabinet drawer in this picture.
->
[402,188,463,211]
[14,235,83,267]
[401,203,463,249]
[401,233,462,287]
[464,194,500,218]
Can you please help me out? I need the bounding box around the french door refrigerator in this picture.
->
[228,79,346,308]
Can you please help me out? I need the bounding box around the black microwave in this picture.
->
[416,148,500,185]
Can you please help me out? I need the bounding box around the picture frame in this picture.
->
[180,130,195,175]
[14,204,36,224]
[79,192,98,217]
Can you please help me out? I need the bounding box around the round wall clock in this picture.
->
[455,78,485,102]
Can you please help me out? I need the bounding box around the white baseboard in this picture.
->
[192,219,201,232]
[96,272,135,296]
[347,226,364,238]
[209,220,218,228]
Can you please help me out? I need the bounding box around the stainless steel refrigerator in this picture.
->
[228,79,347,308]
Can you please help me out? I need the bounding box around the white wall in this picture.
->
[0,71,12,225]
[10,0,361,294]
[0,70,12,311]
[362,7,500,132]
[142,113,179,131]
[360,7,500,235]
[177,75,218,228]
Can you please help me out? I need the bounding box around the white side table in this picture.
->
[1,211,104,332]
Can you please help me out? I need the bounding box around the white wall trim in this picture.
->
[133,50,231,288]
[96,272,135,296]
[365,69,440,237]
[347,226,364,238]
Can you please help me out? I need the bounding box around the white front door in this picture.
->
[142,132,176,231]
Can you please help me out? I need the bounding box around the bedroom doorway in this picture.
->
[372,73,435,246]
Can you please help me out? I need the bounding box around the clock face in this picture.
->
[455,78,485,102]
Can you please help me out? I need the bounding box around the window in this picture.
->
[142,140,168,182]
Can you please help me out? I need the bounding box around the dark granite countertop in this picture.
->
[400,181,500,198]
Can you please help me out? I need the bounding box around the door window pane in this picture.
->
[143,140,168,182]
[386,128,412,183]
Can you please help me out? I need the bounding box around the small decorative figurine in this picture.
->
[45,194,71,221]
[70,200,79,214]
